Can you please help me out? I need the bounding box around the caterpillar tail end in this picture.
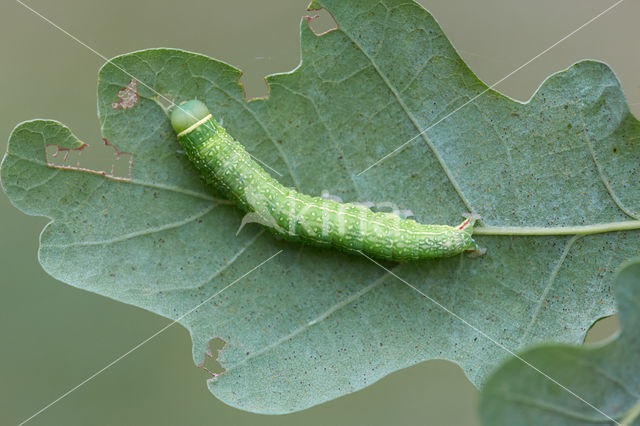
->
[457,212,481,233]
[170,99,211,134]
[458,213,487,257]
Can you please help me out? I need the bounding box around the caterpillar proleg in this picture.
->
[170,99,480,261]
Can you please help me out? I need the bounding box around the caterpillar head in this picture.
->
[170,99,211,134]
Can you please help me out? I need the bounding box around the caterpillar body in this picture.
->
[170,100,479,262]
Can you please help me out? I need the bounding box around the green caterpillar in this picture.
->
[170,99,480,261]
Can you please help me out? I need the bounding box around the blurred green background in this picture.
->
[1,1,637,425]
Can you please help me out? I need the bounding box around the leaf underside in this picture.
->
[2,0,639,413]
[479,259,640,426]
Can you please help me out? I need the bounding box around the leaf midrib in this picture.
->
[332,14,638,235]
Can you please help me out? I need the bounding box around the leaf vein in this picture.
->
[338,23,475,212]
[520,235,581,343]
[41,203,218,248]
[222,270,392,373]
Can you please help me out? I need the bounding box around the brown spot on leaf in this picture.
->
[111,78,139,110]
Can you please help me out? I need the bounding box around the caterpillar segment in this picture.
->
[171,99,479,261]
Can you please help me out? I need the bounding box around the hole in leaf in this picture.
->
[45,138,133,181]
[584,314,620,344]
[305,8,338,36]
[239,73,270,101]
[198,337,227,379]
